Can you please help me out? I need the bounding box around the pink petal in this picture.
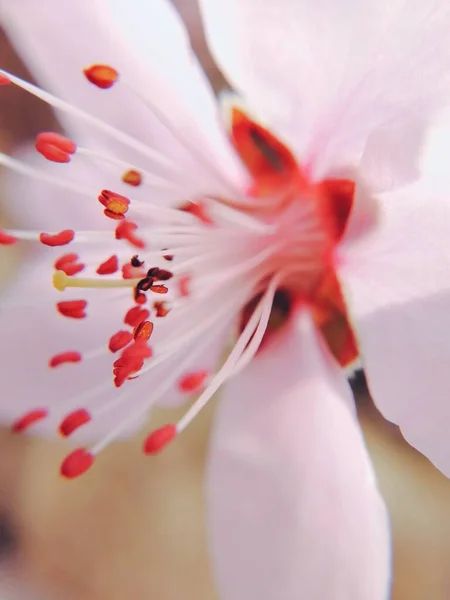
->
[339,186,450,476]
[0,0,245,197]
[207,312,390,600]
[199,0,450,182]
[359,117,427,193]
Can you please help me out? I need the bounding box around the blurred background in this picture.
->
[1,1,450,598]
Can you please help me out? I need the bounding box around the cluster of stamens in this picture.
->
[0,61,360,479]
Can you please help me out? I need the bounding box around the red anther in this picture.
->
[135,291,147,305]
[108,330,133,353]
[124,306,150,327]
[35,132,77,163]
[121,340,152,360]
[83,64,119,89]
[179,201,213,225]
[40,229,75,247]
[131,255,144,267]
[63,263,84,276]
[49,351,82,368]
[0,230,17,245]
[59,408,91,437]
[154,301,170,317]
[60,448,95,479]
[133,320,154,342]
[178,275,190,297]
[162,252,174,261]
[143,424,177,455]
[54,253,78,268]
[96,255,119,275]
[98,189,128,207]
[98,190,130,220]
[150,285,168,295]
[12,409,48,433]
[178,370,209,394]
[115,220,145,249]
[54,252,84,275]
[122,169,142,187]
[153,269,173,281]
[0,74,11,85]
[136,277,153,292]
[57,300,87,319]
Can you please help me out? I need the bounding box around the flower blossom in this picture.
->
[1,0,450,598]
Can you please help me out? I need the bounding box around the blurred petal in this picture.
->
[199,0,450,180]
[207,312,390,600]
[339,187,450,476]
[0,0,245,196]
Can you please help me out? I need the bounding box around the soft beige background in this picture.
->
[1,1,450,598]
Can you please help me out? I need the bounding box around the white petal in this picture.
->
[339,186,450,477]
[199,0,450,181]
[207,312,390,600]
[0,0,245,196]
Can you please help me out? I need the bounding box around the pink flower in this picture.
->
[1,0,450,597]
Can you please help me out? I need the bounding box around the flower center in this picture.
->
[228,106,358,363]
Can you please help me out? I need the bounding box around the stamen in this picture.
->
[154,301,170,317]
[143,424,177,455]
[49,352,82,368]
[0,231,17,245]
[40,230,75,247]
[98,190,130,220]
[148,273,284,449]
[77,147,183,192]
[178,371,209,394]
[35,132,77,163]
[59,409,91,437]
[54,253,85,276]
[60,448,94,479]
[133,320,154,342]
[56,300,87,319]
[96,255,119,275]
[115,221,145,249]
[89,317,232,458]
[83,64,118,89]
[0,70,182,175]
[12,409,48,433]
[122,169,142,187]
[150,285,168,295]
